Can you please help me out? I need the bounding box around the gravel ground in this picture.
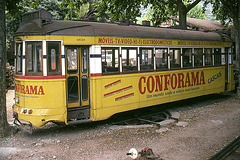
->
[0,89,240,160]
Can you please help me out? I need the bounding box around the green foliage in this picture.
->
[5,0,91,45]
[60,0,89,20]
[148,1,178,26]
[96,0,201,26]
[204,0,239,25]
[96,0,145,23]
[187,4,206,19]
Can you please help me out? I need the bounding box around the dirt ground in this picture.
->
[0,89,240,160]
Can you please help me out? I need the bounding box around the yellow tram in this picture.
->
[13,10,235,128]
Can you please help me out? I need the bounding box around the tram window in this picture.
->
[67,48,78,74]
[101,48,119,73]
[156,48,168,70]
[169,49,181,69]
[82,75,88,101]
[26,42,42,75]
[68,76,79,103]
[140,48,153,71]
[183,48,192,68]
[205,48,213,66]
[47,42,61,75]
[81,48,88,73]
[16,43,22,74]
[122,48,137,73]
[194,48,203,67]
[214,48,221,66]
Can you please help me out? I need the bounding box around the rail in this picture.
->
[209,136,240,160]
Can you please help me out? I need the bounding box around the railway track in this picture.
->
[111,111,171,126]
[209,136,240,160]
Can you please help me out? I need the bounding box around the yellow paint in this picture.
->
[13,34,234,127]
[15,35,232,47]
[13,66,235,127]
[90,67,227,121]
[14,78,67,127]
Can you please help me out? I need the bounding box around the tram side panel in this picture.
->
[138,67,225,105]
[14,77,67,127]
[90,67,225,121]
[91,74,141,121]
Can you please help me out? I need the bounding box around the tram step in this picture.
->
[67,119,92,125]
[67,106,90,120]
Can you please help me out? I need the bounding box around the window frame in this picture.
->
[169,48,181,69]
[15,42,23,75]
[204,48,213,67]
[81,47,88,74]
[47,41,62,76]
[182,48,193,69]
[214,48,221,66]
[66,47,78,74]
[101,47,120,75]
[155,48,168,71]
[25,41,43,76]
[139,48,154,72]
[194,48,203,68]
[121,47,138,73]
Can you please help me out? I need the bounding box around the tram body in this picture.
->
[13,10,235,128]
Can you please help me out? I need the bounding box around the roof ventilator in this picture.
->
[20,9,52,28]
[142,20,150,26]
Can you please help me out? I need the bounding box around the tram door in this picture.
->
[66,47,89,108]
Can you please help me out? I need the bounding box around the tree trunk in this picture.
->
[177,1,187,30]
[0,0,9,138]
[233,6,240,96]
[176,0,201,30]
[179,9,187,29]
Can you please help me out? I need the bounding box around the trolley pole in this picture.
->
[0,0,9,138]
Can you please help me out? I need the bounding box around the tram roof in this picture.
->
[16,19,231,42]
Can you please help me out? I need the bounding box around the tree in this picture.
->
[60,0,89,20]
[1,0,25,137]
[187,4,206,19]
[1,0,95,137]
[96,0,201,29]
[207,0,240,95]
[0,0,9,138]
[137,3,206,26]
[6,0,93,45]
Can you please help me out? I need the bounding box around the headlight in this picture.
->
[16,96,19,104]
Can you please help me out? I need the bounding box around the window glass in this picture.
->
[122,48,137,72]
[183,48,192,68]
[170,49,181,69]
[156,48,168,70]
[68,76,79,103]
[194,48,203,67]
[67,48,77,74]
[82,75,88,101]
[48,42,61,74]
[205,48,213,66]
[16,43,22,73]
[140,49,153,71]
[81,48,88,73]
[51,49,56,70]
[26,42,42,74]
[122,49,127,67]
[214,48,221,66]
[101,48,119,73]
